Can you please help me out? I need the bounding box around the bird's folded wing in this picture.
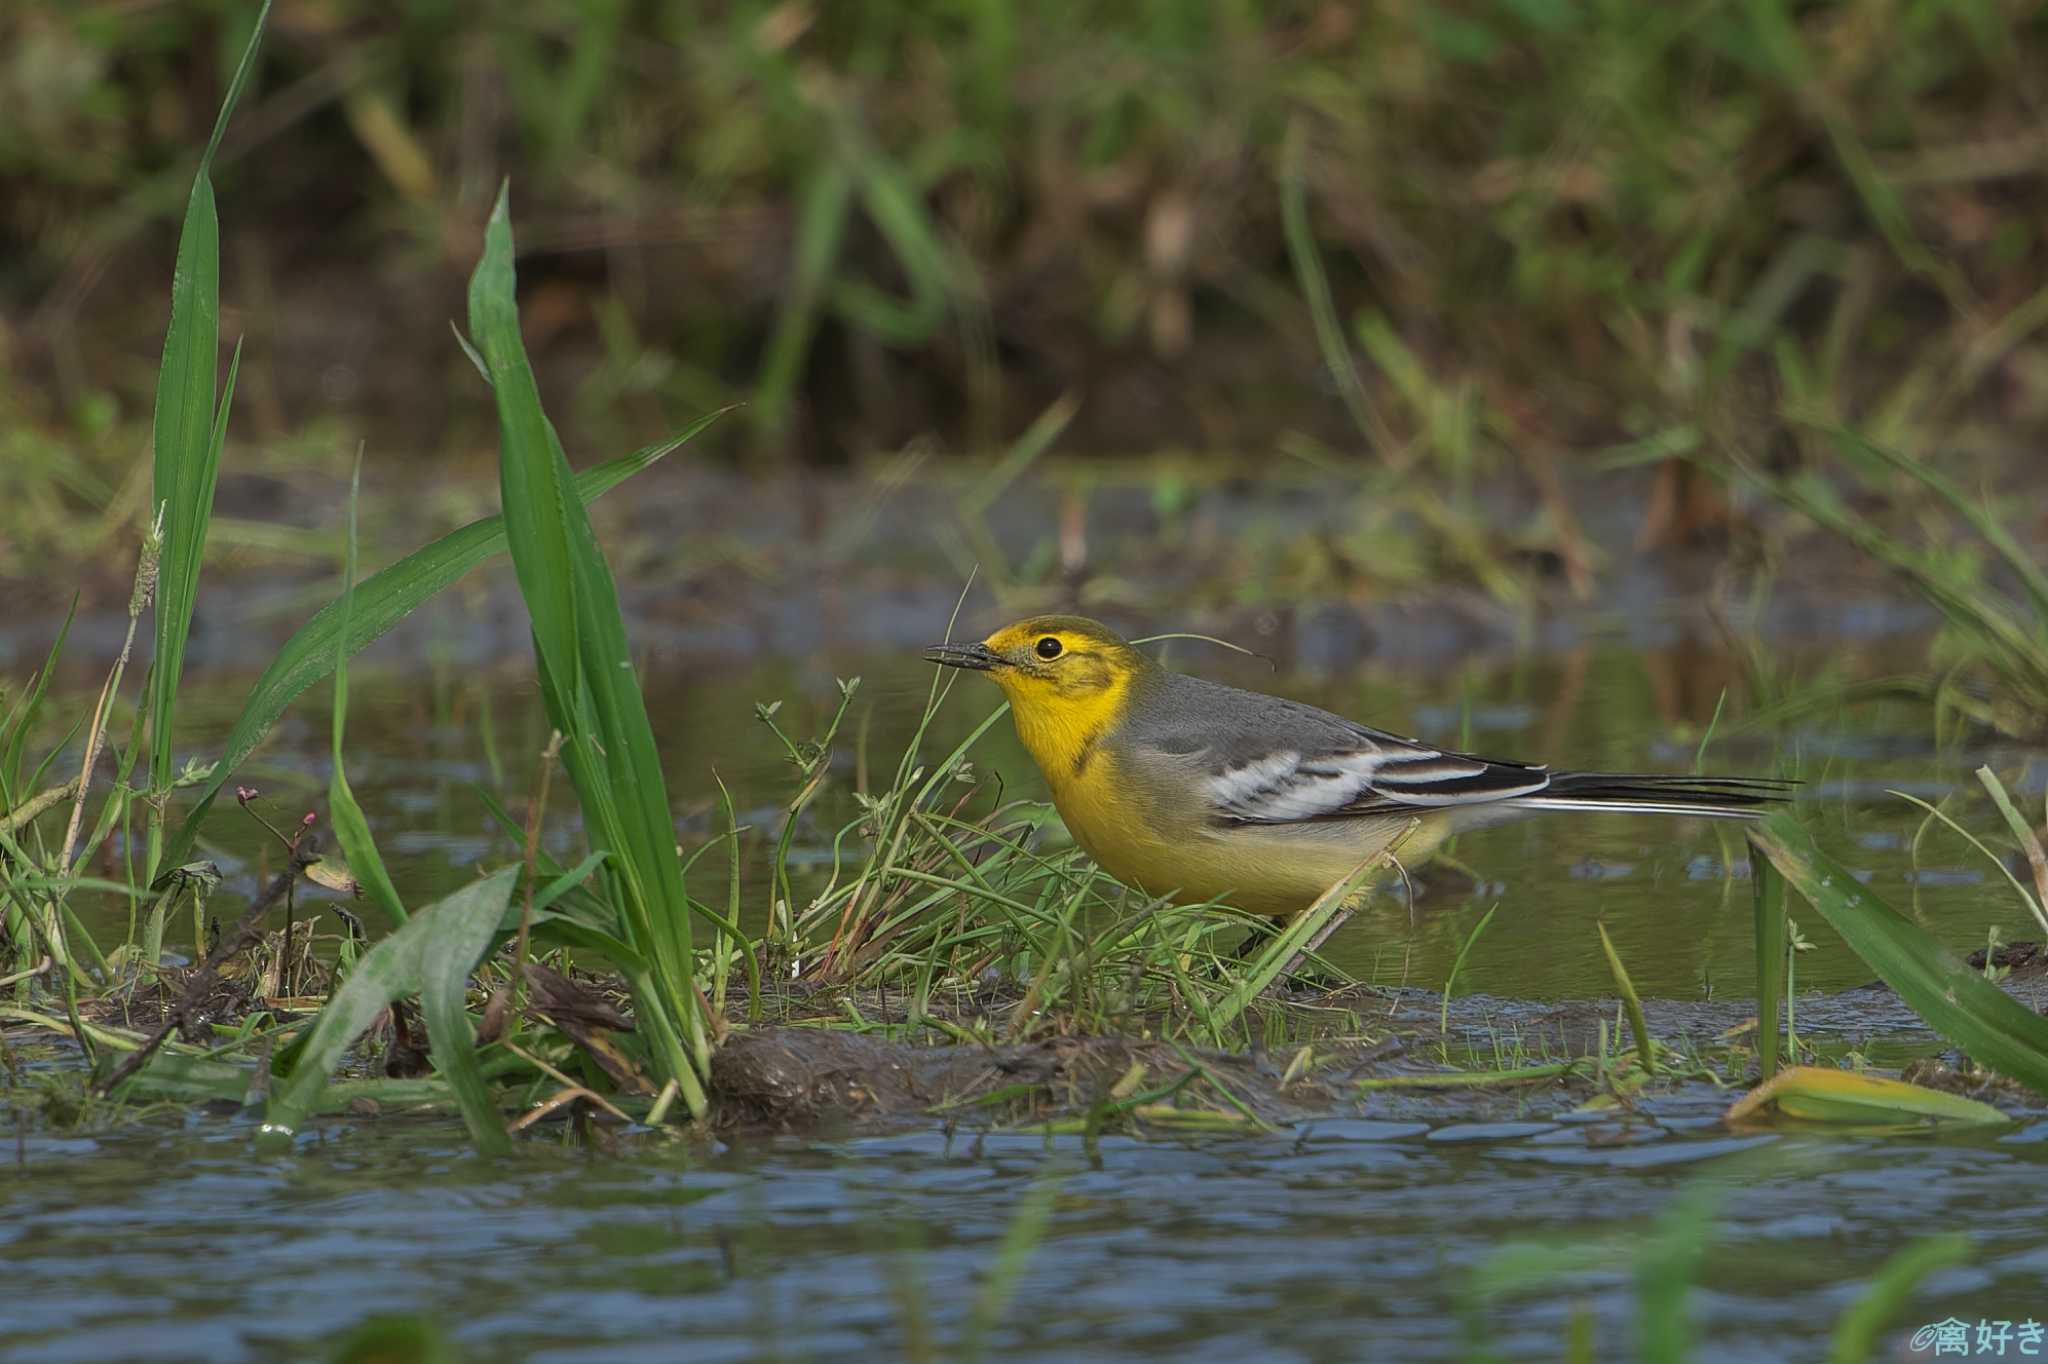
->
[1203,743,1551,825]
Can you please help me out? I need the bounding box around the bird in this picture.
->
[925,614,1788,917]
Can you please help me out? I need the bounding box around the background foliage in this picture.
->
[6,0,2048,481]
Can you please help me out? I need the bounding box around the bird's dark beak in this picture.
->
[924,641,1003,672]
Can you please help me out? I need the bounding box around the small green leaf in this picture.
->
[417,873,515,1154]
[1726,1065,2006,1128]
[266,867,517,1139]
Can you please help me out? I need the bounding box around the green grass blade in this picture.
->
[1752,849,1788,1080]
[1,595,75,799]
[467,184,709,1114]
[1280,117,1385,460]
[1211,846,1391,1030]
[158,426,714,872]
[266,922,428,1138]
[327,450,406,928]
[1736,465,2048,699]
[1974,765,2048,932]
[265,866,516,1141]
[1828,1234,1972,1364]
[959,1172,1064,1361]
[1749,813,2048,1097]
[1596,921,1656,1072]
[144,2,271,880]
[754,159,853,439]
[1826,425,2048,626]
[1634,1187,1716,1364]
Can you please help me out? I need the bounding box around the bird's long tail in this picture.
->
[1506,772,1793,820]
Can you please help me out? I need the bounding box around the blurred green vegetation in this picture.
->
[4,1,2047,508]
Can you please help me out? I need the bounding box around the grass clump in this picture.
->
[1722,423,2048,735]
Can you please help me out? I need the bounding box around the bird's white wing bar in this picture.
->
[1205,746,1553,824]
[1364,751,1552,805]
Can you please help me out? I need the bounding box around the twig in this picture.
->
[93,857,306,1097]
[514,732,563,1012]
[0,957,52,991]
[60,505,162,875]
[0,779,81,838]
[501,1039,633,1124]
[508,1086,622,1133]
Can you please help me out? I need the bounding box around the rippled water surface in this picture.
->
[5,1099,2047,1362]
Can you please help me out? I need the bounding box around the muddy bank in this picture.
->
[12,962,2046,1142]
[702,969,2048,1134]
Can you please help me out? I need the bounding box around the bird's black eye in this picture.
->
[1035,636,1064,660]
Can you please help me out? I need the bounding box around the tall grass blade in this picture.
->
[1634,1187,1715,1364]
[1279,118,1386,461]
[1752,851,1788,1080]
[1211,847,1392,1030]
[1,596,74,800]
[467,184,709,1115]
[1828,1234,1972,1364]
[1974,765,2048,928]
[326,451,406,928]
[1730,462,2048,700]
[159,427,713,872]
[755,160,852,438]
[1596,921,1656,1072]
[143,1,271,884]
[265,866,517,1141]
[959,1172,1063,1362]
[1749,813,2048,1097]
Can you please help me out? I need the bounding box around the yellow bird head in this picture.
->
[924,614,1151,707]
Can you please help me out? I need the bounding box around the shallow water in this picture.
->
[4,1095,2046,1362]
[13,610,2048,1360]
[87,631,2048,1000]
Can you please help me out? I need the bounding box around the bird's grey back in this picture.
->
[1122,671,1417,766]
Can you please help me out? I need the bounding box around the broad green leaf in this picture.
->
[529,915,648,973]
[158,422,714,873]
[1725,1064,2006,1127]
[1750,814,2048,1097]
[328,1315,461,1364]
[265,867,517,1139]
[416,872,514,1154]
